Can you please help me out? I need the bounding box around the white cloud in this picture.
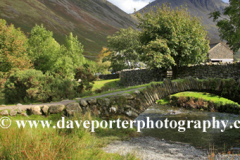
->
[107,0,154,14]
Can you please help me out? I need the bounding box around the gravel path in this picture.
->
[0,87,145,111]
[103,136,208,160]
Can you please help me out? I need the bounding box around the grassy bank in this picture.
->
[157,92,240,106]
[82,79,185,99]
[0,113,139,160]
[157,92,240,114]
[92,79,120,91]
[174,92,240,106]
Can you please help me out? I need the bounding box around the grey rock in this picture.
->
[125,110,138,117]
[104,98,110,107]
[125,105,131,109]
[30,106,42,115]
[17,108,22,114]
[41,105,49,115]
[122,93,134,100]
[79,99,88,107]
[134,90,140,94]
[0,110,8,116]
[89,105,97,110]
[66,103,82,116]
[17,103,22,106]
[109,105,118,113]
[88,98,97,105]
[98,98,110,107]
[21,113,28,117]
[49,105,65,114]
[9,110,17,116]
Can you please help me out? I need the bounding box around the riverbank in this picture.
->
[103,136,207,160]
[103,136,240,160]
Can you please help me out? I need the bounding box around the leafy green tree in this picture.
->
[104,27,142,72]
[136,5,209,78]
[51,45,74,78]
[210,0,240,52]
[0,19,32,72]
[65,32,86,68]
[52,33,86,78]
[27,24,60,73]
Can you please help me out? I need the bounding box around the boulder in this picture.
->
[30,106,42,115]
[104,98,110,107]
[87,98,97,105]
[89,105,97,110]
[125,110,138,118]
[49,105,65,114]
[21,113,28,117]
[41,105,49,115]
[0,110,8,116]
[79,99,88,107]
[122,93,134,100]
[134,90,140,95]
[17,108,22,114]
[66,103,82,116]
[98,98,110,107]
[109,105,118,114]
[9,110,17,116]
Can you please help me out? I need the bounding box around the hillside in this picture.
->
[137,0,229,44]
[0,0,137,59]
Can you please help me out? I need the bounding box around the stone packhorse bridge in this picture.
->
[1,77,240,119]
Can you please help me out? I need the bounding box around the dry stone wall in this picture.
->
[2,77,240,119]
[98,74,120,80]
[177,62,240,80]
[119,69,167,87]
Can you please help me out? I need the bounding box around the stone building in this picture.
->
[208,42,233,63]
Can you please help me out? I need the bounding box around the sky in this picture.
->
[107,0,155,14]
[107,0,229,14]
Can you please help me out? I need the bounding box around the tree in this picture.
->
[52,33,86,78]
[136,5,209,78]
[65,32,86,68]
[104,27,142,72]
[0,19,32,72]
[27,24,60,73]
[210,0,240,52]
[94,47,111,74]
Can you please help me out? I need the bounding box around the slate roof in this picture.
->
[208,42,233,59]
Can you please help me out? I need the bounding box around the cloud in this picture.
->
[107,0,154,14]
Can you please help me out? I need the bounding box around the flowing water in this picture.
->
[135,104,240,152]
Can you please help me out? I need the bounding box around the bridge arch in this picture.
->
[125,77,240,118]
[79,77,240,119]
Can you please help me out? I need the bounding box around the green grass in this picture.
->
[81,79,185,99]
[0,113,139,160]
[157,91,240,106]
[92,79,120,91]
[174,92,240,106]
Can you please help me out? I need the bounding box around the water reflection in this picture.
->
[135,104,240,152]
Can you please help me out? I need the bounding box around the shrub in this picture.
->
[4,69,79,104]
[74,67,96,94]
[0,71,9,92]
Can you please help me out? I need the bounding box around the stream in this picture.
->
[135,104,240,153]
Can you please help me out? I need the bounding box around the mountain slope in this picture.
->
[137,0,229,44]
[0,0,137,58]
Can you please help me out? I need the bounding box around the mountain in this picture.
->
[137,0,229,44]
[0,0,137,59]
